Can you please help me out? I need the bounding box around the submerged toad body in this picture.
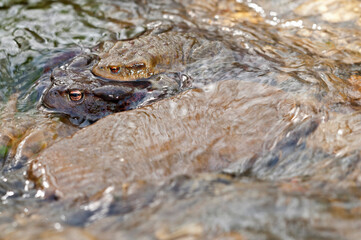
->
[41,31,235,125]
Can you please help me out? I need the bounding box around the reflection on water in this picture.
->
[2,0,361,239]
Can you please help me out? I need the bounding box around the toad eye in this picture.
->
[68,90,83,102]
[109,66,120,74]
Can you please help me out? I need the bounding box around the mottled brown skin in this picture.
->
[92,32,198,81]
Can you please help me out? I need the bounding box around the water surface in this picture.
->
[1,0,361,239]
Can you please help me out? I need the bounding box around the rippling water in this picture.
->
[2,0,361,239]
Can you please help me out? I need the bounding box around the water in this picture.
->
[1,0,361,239]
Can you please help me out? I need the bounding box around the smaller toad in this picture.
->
[91,32,198,81]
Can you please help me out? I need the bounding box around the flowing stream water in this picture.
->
[1,0,361,239]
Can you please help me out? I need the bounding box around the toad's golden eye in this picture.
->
[69,90,83,101]
[109,66,120,73]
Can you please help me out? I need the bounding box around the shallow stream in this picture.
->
[2,0,361,239]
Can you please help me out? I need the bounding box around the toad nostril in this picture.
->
[50,90,59,97]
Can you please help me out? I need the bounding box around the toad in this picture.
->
[92,32,198,81]
[41,53,189,126]
[41,31,236,125]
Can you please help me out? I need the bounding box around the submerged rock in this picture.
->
[30,80,319,200]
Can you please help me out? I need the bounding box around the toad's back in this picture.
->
[92,32,198,81]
